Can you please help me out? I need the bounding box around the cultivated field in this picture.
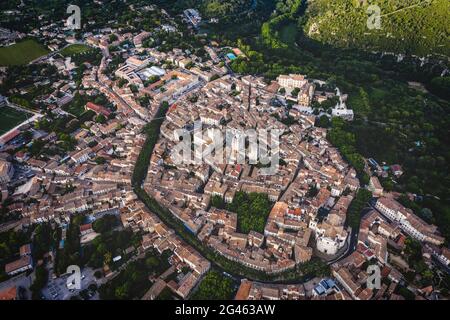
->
[0,39,49,66]
[0,106,29,135]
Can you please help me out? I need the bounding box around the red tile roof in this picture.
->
[79,223,93,232]
[0,286,17,300]
[19,244,31,256]
[86,102,111,117]
[0,129,20,145]
[5,255,32,274]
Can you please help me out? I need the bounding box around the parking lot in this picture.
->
[41,267,99,300]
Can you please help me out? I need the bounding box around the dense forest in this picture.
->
[191,270,237,300]
[199,0,251,19]
[304,0,450,57]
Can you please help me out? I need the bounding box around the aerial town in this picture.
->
[0,1,449,304]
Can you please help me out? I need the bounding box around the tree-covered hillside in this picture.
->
[304,0,450,57]
[201,0,251,18]
[157,0,253,19]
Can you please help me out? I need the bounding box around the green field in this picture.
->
[0,106,29,135]
[60,44,91,56]
[0,39,49,66]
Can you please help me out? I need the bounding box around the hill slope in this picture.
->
[304,0,450,57]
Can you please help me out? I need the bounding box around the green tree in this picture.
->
[191,270,235,300]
